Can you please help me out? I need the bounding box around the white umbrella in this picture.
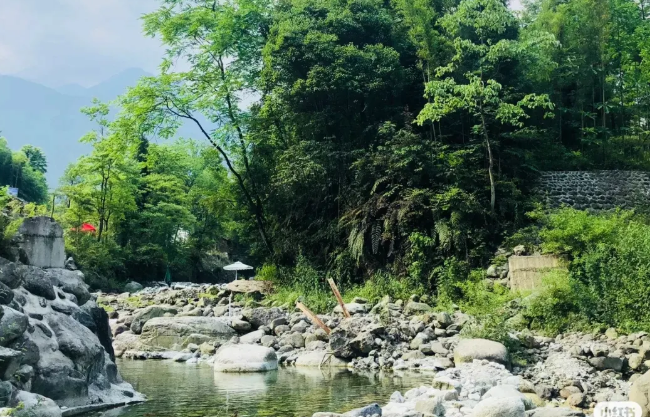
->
[223,261,254,280]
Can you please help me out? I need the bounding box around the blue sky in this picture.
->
[0,0,163,87]
[0,0,523,89]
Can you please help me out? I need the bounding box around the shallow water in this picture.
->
[85,359,432,417]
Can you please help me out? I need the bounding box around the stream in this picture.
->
[83,359,432,417]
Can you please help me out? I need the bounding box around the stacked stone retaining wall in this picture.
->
[538,171,650,210]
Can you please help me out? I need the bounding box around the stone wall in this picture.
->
[538,171,650,210]
[16,217,65,269]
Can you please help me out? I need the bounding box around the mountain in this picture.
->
[0,68,153,187]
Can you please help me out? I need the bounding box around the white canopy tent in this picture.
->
[223,261,254,280]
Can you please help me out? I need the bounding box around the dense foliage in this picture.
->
[52,0,650,297]
[0,139,48,204]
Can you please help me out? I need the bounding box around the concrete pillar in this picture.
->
[17,216,65,269]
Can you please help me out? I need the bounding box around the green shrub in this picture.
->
[522,269,585,335]
[345,270,424,304]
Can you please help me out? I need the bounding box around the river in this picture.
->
[83,359,432,417]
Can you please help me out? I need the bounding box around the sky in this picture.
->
[0,0,522,89]
[0,0,164,88]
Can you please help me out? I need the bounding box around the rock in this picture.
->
[0,306,28,346]
[415,397,445,416]
[0,380,14,406]
[0,347,22,379]
[231,319,252,332]
[240,330,265,344]
[270,317,288,330]
[342,403,381,417]
[130,305,179,334]
[334,303,368,315]
[402,350,426,360]
[566,393,584,408]
[605,327,619,340]
[525,408,585,417]
[226,280,273,294]
[483,385,534,410]
[64,257,77,271]
[295,351,348,367]
[10,390,62,417]
[17,217,65,269]
[213,344,278,372]
[124,281,144,293]
[559,386,581,399]
[437,312,453,328]
[285,332,305,348]
[472,397,525,417]
[630,353,645,370]
[200,342,217,355]
[46,313,105,378]
[261,335,277,347]
[404,301,432,315]
[140,316,237,349]
[630,369,650,416]
[588,356,624,372]
[242,307,286,329]
[454,338,509,366]
[0,282,13,305]
[274,324,290,336]
[45,269,90,305]
[513,245,526,256]
[18,266,55,300]
[0,262,21,289]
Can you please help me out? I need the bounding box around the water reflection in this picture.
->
[84,359,432,417]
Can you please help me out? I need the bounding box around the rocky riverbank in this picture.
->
[99,280,650,416]
[0,217,142,417]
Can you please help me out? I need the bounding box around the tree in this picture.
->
[21,145,47,174]
[417,0,555,212]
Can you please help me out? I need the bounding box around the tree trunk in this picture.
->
[480,111,496,213]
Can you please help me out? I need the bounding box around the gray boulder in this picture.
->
[588,356,624,372]
[630,369,650,416]
[343,403,382,417]
[0,306,28,346]
[404,301,432,315]
[45,269,90,305]
[242,307,286,329]
[124,281,144,293]
[0,346,22,379]
[295,351,349,368]
[0,261,21,289]
[454,338,509,366]
[140,316,236,349]
[473,397,526,417]
[213,344,278,372]
[18,266,55,300]
[10,390,62,417]
[130,305,179,334]
[0,282,13,305]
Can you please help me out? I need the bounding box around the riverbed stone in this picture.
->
[213,344,278,372]
[18,266,55,300]
[630,369,650,416]
[45,268,90,305]
[10,390,62,417]
[242,307,286,329]
[295,351,349,367]
[454,338,509,366]
[124,281,144,293]
[472,397,525,417]
[140,316,236,349]
[240,329,265,344]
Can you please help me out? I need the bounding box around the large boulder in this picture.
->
[525,408,585,417]
[213,344,278,372]
[130,305,179,334]
[45,313,105,380]
[0,347,22,379]
[295,351,349,368]
[140,316,236,349]
[0,261,21,289]
[343,403,382,417]
[80,301,115,361]
[17,266,55,300]
[45,269,90,305]
[10,390,62,417]
[454,338,509,367]
[17,217,65,269]
[472,397,525,417]
[242,307,287,329]
[631,369,650,416]
[124,281,144,293]
[0,306,28,347]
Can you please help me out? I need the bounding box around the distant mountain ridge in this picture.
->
[0,68,152,187]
